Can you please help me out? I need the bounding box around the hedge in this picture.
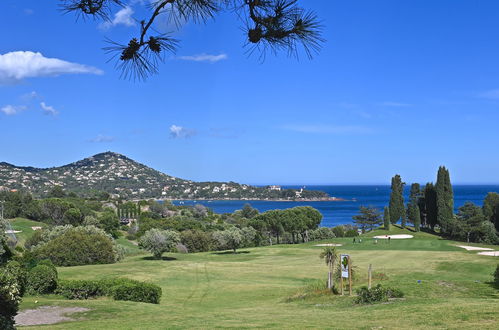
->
[56,278,161,304]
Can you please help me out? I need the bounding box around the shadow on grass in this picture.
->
[211,251,250,255]
[142,256,178,261]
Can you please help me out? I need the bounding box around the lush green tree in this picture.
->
[389,175,405,225]
[407,183,421,231]
[34,227,120,266]
[241,203,259,219]
[38,198,74,225]
[180,230,213,252]
[320,246,338,290]
[436,166,454,235]
[353,206,382,233]
[48,185,66,198]
[139,228,180,259]
[483,192,499,232]
[383,207,390,231]
[97,210,120,237]
[63,207,84,225]
[256,210,285,244]
[456,202,498,244]
[423,183,438,230]
[213,227,243,253]
[0,266,22,330]
[241,226,257,247]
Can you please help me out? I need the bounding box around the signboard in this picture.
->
[340,254,349,278]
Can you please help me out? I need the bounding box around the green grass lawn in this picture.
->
[18,226,499,329]
[9,218,47,246]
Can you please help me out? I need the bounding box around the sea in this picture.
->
[171,185,499,227]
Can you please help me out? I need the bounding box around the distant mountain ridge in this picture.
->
[0,152,330,200]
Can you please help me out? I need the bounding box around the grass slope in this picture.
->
[19,227,499,329]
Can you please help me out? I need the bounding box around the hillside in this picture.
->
[0,152,329,200]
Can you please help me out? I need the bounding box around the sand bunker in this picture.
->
[5,230,21,234]
[455,245,494,251]
[314,243,343,247]
[373,234,413,239]
[477,251,499,257]
[15,306,90,326]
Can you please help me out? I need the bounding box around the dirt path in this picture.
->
[15,306,90,326]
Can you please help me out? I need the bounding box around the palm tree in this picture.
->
[319,246,338,290]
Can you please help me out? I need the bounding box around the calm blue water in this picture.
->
[172,185,499,227]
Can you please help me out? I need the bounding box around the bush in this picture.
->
[332,226,345,238]
[110,280,162,304]
[0,270,22,330]
[34,229,117,266]
[3,261,27,297]
[310,227,336,241]
[181,230,213,252]
[139,228,180,259]
[56,278,162,304]
[26,264,58,294]
[355,284,404,304]
[56,280,105,299]
[494,264,499,286]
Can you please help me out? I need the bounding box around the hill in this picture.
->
[0,152,330,200]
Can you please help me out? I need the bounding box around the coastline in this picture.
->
[161,197,353,202]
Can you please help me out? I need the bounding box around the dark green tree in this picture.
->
[436,166,454,235]
[423,183,438,230]
[407,183,421,231]
[383,207,390,231]
[353,206,382,233]
[241,203,259,219]
[389,174,405,225]
[483,192,499,232]
[48,186,66,198]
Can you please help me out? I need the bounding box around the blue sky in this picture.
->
[1,0,498,185]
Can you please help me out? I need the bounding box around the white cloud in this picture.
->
[40,102,58,116]
[99,6,136,30]
[169,125,196,139]
[282,124,372,134]
[0,51,103,84]
[88,134,115,143]
[378,101,412,107]
[178,54,228,63]
[477,89,499,99]
[1,105,27,116]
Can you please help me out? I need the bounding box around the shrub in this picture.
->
[3,261,27,297]
[139,228,180,259]
[0,270,22,330]
[310,227,336,241]
[56,278,162,304]
[355,284,404,304]
[110,280,162,304]
[332,226,345,238]
[26,264,58,294]
[180,230,213,252]
[34,229,117,266]
[56,280,105,299]
[494,264,499,286]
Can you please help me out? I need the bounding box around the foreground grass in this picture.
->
[18,227,499,329]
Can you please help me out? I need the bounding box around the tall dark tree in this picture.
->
[483,192,499,232]
[383,206,391,231]
[353,206,382,233]
[424,183,438,230]
[407,183,421,231]
[389,174,405,225]
[436,166,454,235]
[60,0,324,80]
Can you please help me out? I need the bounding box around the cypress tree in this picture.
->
[389,174,405,225]
[424,183,438,230]
[435,166,454,235]
[383,207,391,231]
[408,183,422,231]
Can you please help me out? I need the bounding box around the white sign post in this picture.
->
[340,254,349,278]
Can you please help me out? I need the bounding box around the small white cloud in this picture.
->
[378,101,412,107]
[282,124,372,134]
[178,53,228,63]
[477,89,499,100]
[40,102,58,116]
[99,6,136,30]
[88,134,115,143]
[1,105,27,116]
[169,125,196,139]
[0,51,103,84]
